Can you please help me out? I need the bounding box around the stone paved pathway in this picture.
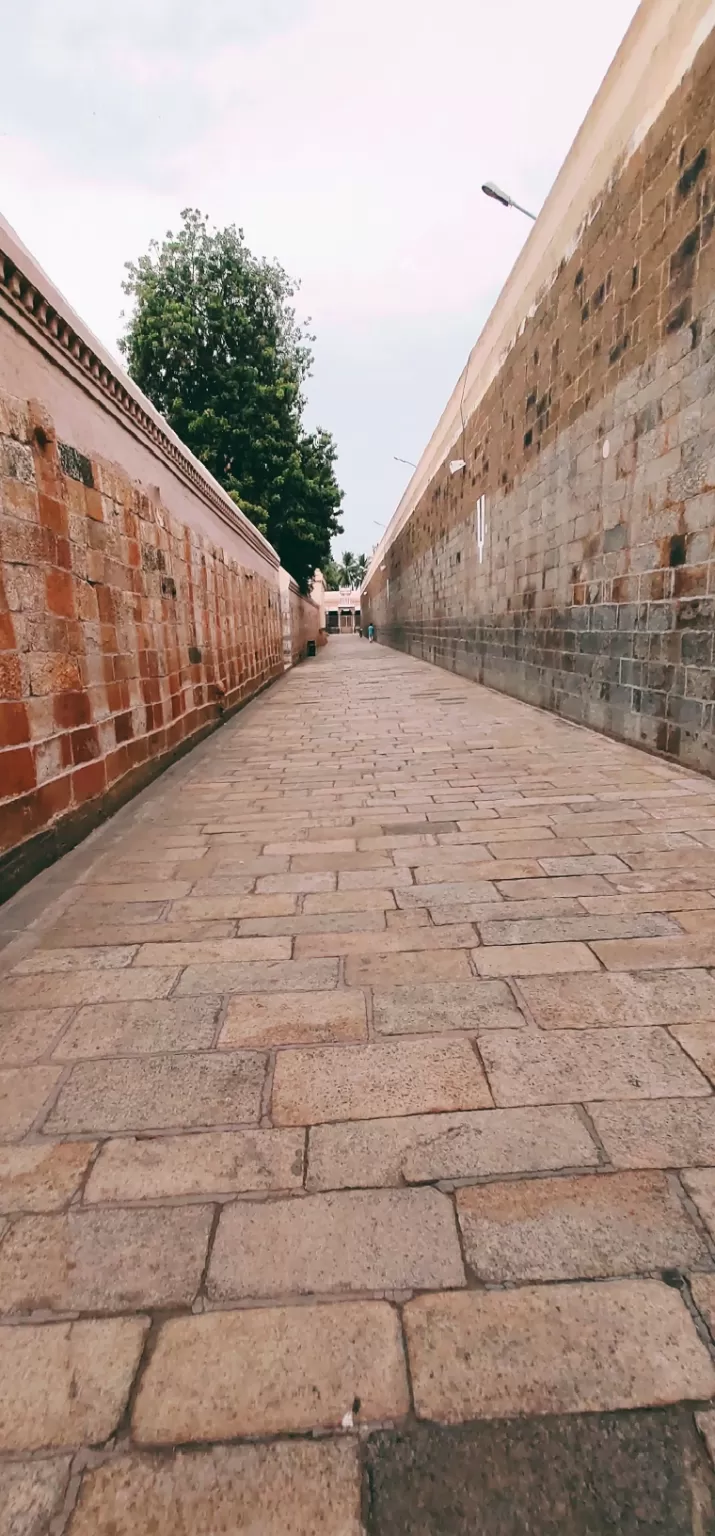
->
[4,637,715,1531]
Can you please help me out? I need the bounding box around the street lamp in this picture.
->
[481,181,536,221]
[393,456,417,468]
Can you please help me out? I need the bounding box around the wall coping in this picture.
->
[364,0,715,589]
[0,213,281,571]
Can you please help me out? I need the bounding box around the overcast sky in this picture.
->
[1,0,640,559]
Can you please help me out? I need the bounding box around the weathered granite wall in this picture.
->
[362,2,715,776]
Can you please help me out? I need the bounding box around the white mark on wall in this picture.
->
[476,495,487,563]
[602,438,610,459]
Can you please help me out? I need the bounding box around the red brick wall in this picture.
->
[0,388,283,893]
[288,582,320,664]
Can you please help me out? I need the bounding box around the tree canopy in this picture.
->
[322,551,368,589]
[120,208,343,592]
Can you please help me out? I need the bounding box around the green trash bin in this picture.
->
[307,640,316,657]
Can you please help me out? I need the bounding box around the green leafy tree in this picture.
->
[120,208,343,591]
[337,551,357,587]
[354,553,368,585]
[321,557,343,591]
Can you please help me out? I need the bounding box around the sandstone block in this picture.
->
[0,1458,71,1535]
[303,888,397,913]
[220,988,367,1047]
[0,1317,147,1450]
[307,1105,598,1190]
[170,894,298,920]
[134,936,292,966]
[69,1442,362,1535]
[479,1026,709,1106]
[456,1171,705,1282]
[373,979,524,1035]
[12,945,138,974]
[344,950,471,986]
[85,1128,304,1202]
[404,1281,715,1422]
[0,1205,212,1314]
[475,942,600,977]
[176,959,338,996]
[294,925,475,959]
[52,996,221,1059]
[593,936,715,969]
[0,970,178,1011]
[208,1187,465,1299]
[0,1141,95,1213]
[0,1008,72,1065]
[477,914,677,945]
[396,882,500,907]
[44,1052,266,1134]
[256,873,336,893]
[0,1066,62,1141]
[588,1097,715,1168]
[132,1303,408,1441]
[272,1038,492,1124]
[519,969,715,1029]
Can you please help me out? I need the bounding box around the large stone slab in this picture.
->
[588,1098,715,1168]
[373,981,524,1036]
[44,1051,266,1133]
[0,1458,71,1536]
[176,959,339,996]
[365,1410,715,1536]
[404,1281,715,1421]
[0,1067,62,1141]
[0,1141,95,1213]
[306,1106,599,1190]
[12,946,139,974]
[456,1171,705,1282]
[85,1128,304,1202]
[272,1038,492,1124]
[0,1206,212,1313]
[208,1187,465,1299]
[0,970,178,1010]
[220,989,367,1047]
[69,1441,362,1535]
[52,996,222,1059]
[474,943,600,977]
[479,1027,710,1106]
[0,1008,73,1065]
[344,951,472,986]
[0,1317,148,1450]
[519,969,715,1029]
[132,1303,409,1441]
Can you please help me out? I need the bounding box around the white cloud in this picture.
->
[0,0,640,555]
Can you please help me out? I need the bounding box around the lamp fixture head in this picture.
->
[482,181,511,207]
[449,458,466,475]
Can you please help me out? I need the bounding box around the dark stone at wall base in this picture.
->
[373,596,715,778]
[364,1409,715,1535]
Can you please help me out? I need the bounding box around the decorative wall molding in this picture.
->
[0,233,279,570]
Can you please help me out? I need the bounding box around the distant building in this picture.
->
[311,571,362,633]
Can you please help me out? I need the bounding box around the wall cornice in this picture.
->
[0,216,280,570]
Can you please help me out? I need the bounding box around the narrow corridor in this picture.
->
[3,637,715,1532]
